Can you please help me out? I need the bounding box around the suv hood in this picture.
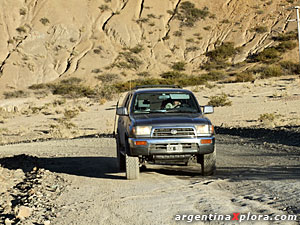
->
[132,113,210,126]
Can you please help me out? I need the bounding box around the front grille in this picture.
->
[149,143,198,151]
[152,127,195,137]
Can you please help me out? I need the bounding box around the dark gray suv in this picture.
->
[115,85,215,180]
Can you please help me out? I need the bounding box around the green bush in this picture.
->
[50,83,95,98]
[275,41,296,52]
[3,90,28,99]
[171,61,186,71]
[175,1,210,27]
[99,5,110,11]
[259,65,282,78]
[40,17,50,25]
[128,45,144,54]
[28,83,48,90]
[250,26,267,33]
[249,47,280,64]
[234,72,255,82]
[137,71,150,77]
[96,73,119,83]
[112,51,143,70]
[272,31,297,41]
[201,70,227,81]
[60,77,82,85]
[186,46,200,52]
[280,61,300,74]
[19,8,26,15]
[16,26,26,33]
[64,109,79,120]
[160,71,184,79]
[201,61,231,71]
[258,113,276,122]
[207,93,232,107]
[206,42,236,62]
[96,85,118,101]
[173,31,182,37]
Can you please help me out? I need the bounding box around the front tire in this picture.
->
[126,155,140,180]
[198,147,216,176]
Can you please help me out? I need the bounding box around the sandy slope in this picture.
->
[0,0,298,92]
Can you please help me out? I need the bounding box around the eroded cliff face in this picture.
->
[0,0,297,92]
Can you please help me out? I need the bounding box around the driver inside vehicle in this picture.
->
[165,99,181,109]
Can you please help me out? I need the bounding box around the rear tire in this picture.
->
[126,155,140,180]
[198,147,216,176]
[116,135,125,171]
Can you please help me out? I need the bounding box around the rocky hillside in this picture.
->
[0,0,298,94]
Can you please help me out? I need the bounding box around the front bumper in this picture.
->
[128,136,215,156]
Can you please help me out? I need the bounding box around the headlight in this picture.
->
[195,124,214,135]
[133,126,152,136]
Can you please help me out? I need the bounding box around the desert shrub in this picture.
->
[147,13,156,18]
[64,109,79,120]
[137,71,150,77]
[234,72,255,82]
[136,18,149,23]
[19,8,26,15]
[96,85,118,101]
[91,68,102,73]
[280,61,300,74]
[186,46,200,52]
[258,113,276,122]
[249,47,280,64]
[113,51,143,70]
[128,45,144,54]
[272,31,297,41]
[207,93,232,107]
[201,61,231,71]
[171,61,186,71]
[3,90,28,99]
[221,19,230,24]
[96,73,119,83]
[201,70,227,81]
[28,83,48,90]
[93,49,101,54]
[250,26,267,33]
[52,99,66,106]
[40,17,50,25]
[206,42,236,62]
[203,26,211,31]
[259,65,282,78]
[60,77,82,85]
[174,31,182,37]
[175,1,210,27]
[99,5,110,11]
[275,41,296,52]
[160,71,184,79]
[16,26,26,33]
[50,84,95,98]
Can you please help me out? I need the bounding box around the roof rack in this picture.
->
[133,85,182,90]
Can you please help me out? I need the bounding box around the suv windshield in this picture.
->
[132,92,200,114]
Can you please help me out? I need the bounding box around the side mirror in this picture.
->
[203,105,214,114]
[116,107,128,116]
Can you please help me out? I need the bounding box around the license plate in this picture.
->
[167,144,183,152]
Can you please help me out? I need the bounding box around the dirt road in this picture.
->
[0,133,300,225]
